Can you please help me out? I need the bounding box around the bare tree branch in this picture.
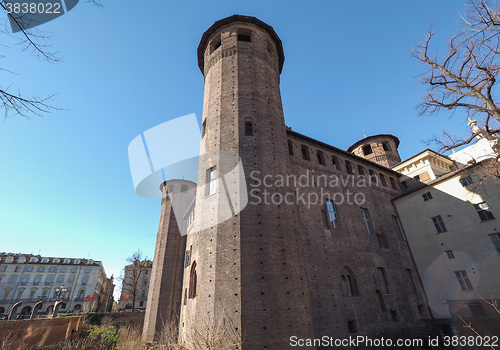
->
[414,0,500,151]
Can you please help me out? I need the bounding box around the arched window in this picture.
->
[244,120,253,136]
[376,290,386,312]
[369,169,378,185]
[301,145,310,161]
[332,156,341,170]
[357,165,366,176]
[377,231,389,249]
[317,150,325,165]
[189,261,197,299]
[340,266,358,296]
[345,161,354,174]
[380,173,388,187]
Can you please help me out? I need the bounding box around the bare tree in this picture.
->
[119,250,149,312]
[414,0,500,151]
[0,0,102,119]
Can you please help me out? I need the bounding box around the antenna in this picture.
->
[363,130,367,138]
[87,251,91,259]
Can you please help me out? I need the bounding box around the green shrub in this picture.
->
[88,325,119,350]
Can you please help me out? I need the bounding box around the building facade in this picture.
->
[0,253,112,317]
[143,15,429,349]
[119,260,152,311]
[392,126,500,319]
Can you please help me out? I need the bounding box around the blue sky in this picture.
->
[0,1,473,298]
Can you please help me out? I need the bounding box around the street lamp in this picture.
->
[55,285,68,300]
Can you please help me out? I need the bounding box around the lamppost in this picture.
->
[55,285,68,300]
[51,285,68,318]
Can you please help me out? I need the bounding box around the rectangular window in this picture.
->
[34,277,41,285]
[3,290,9,300]
[49,267,56,272]
[332,156,340,170]
[432,215,447,233]
[317,151,325,165]
[42,290,48,297]
[68,276,75,283]
[446,250,455,259]
[489,233,500,253]
[14,266,19,272]
[325,200,340,229]
[377,267,391,294]
[301,145,310,161]
[78,290,85,298]
[16,291,23,300]
[422,192,433,201]
[9,277,16,283]
[38,267,44,272]
[361,208,375,235]
[21,276,29,285]
[57,277,64,283]
[455,270,473,291]
[460,176,474,186]
[84,268,91,273]
[71,267,77,273]
[1,266,7,272]
[392,216,406,241]
[205,166,217,196]
[474,202,495,222]
[346,161,354,174]
[406,269,417,293]
[288,140,294,156]
[29,290,36,299]
[26,266,33,272]
[82,277,88,284]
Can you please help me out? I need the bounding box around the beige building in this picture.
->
[119,260,152,311]
[392,122,500,319]
[0,253,112,318]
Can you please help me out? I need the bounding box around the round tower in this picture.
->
[347,134,401,168]
[177,15,315,349]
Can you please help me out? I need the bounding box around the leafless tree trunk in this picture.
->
[414,0,500,151]
[119,250,148,312]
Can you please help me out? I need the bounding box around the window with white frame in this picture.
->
[361,208,375,235]
[431,215,447,233]
[474,202,495,222]
[325,200,340,229]
[455,270,473,291]
[206,166,217,196]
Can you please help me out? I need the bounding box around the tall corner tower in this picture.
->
[142,180,190,344]
[177,15,315,349]
[347,134,401,168]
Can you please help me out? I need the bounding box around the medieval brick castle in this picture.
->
[142,15,430,349]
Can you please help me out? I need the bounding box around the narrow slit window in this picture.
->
[317,150,325,165]
[245,121,253,136]
[288,140,294,156]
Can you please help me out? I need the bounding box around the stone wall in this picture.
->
[0,316,84,350]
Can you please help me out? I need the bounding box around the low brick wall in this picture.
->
[102,311,145,330]
[0,316,85,350]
